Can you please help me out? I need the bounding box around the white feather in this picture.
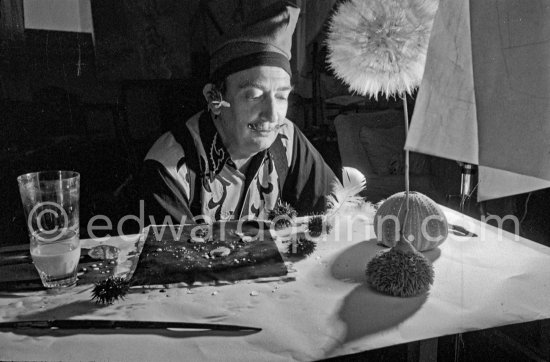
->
[326,167,367,216]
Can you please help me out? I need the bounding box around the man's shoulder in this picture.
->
[144,112,202,168]
[144,131,183,167]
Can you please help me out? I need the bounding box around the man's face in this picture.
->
[217,66,292,159]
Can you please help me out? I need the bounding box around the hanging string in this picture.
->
[403,94,410,195]
[401,93,411,241]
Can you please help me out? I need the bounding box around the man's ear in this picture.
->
[203,83,223,116]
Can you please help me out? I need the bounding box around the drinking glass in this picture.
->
[17,171,81,288]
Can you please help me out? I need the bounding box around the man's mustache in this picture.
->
[247,123,288,131]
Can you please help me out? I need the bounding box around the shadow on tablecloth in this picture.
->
[7,299,104,321]
[327,239,441,353]
[330,238,441,283]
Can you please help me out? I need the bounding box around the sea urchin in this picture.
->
[366,238,434,297]
[91,277,130,305]
[268,201,297,230]
[287,237,317,257]
[307,215,333,238]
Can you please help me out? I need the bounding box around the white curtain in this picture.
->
[406,0,550,201]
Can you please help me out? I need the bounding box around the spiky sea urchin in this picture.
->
[307,215,332,238]
[287,237,316,257]
[91,277,130,304]
[268,201,297,230]
[366,239,434,297]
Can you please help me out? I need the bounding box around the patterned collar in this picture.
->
[199,111,235,180]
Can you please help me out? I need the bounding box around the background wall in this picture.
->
[23,0,93,33]
[1,0,548,249]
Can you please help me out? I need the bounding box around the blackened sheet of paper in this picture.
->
[131,221,287,286]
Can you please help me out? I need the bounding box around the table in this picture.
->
[1,207,550,361]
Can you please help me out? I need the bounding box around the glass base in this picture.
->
[38,271,78,288]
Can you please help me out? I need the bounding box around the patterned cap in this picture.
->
[203,0,300,82]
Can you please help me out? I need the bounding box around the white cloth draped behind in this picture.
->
[406,0,550,201]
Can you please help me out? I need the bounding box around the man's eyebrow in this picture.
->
[280,85,295,92]
[238,80,294,92]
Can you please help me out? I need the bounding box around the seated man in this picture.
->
[141,1,338,224]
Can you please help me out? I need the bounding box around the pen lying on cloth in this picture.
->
[0,319,262,332]
[449,224,478,237]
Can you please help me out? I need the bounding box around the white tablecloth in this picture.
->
[1,207,550,361]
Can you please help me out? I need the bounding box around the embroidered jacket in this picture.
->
[141,111,338,224]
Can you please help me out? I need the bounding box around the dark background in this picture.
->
[1,0,549,246]
[1,1,550,361]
